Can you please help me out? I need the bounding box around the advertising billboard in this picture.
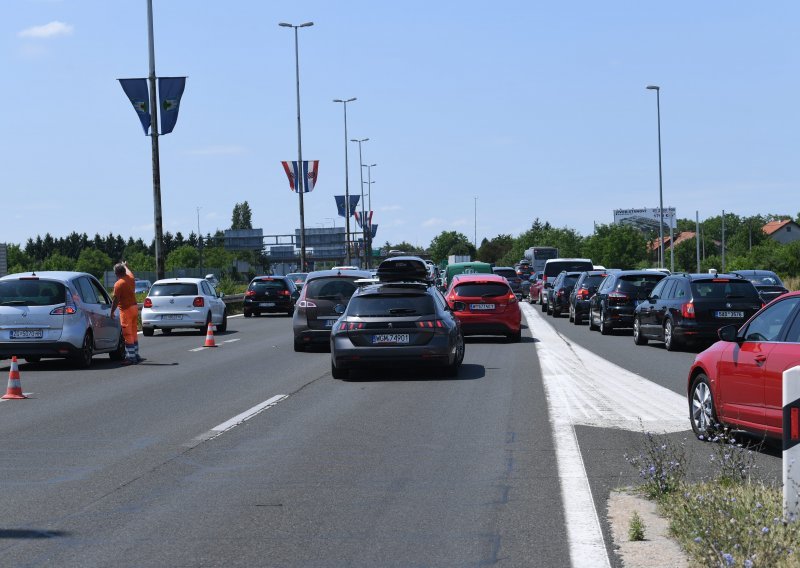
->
[613,207,676,232]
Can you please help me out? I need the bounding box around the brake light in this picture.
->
[343,322,364,331]
[193,297,205,308]
[50,306,77,315]
[681,302,695,319]
[297,300,317,308]
[508,292,517,303]
[556,290,565,297]
[607,291,629,305]
[143,298,153,308]
[578,289,590,300]
[245,290,256,297]
[278,290,290,296]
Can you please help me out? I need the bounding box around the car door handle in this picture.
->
[754,355,767,365]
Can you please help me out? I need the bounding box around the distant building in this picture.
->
[762,219,800,245]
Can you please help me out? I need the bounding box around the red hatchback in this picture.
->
[445,274,522,342]
[687,291,800,440]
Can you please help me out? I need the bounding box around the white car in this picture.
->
[141,278,227,336]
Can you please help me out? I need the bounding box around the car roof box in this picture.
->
[376,256,429,283]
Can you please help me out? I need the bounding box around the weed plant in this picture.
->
[628,511,646,542]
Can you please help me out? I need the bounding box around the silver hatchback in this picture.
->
[0,271,125,367]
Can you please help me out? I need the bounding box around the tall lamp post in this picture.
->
[362,163,377,215]
[333,97,356,264]
[280,21,314,271]
[646,85,665,269]
[350,138,369,267]
[145,0,166,279]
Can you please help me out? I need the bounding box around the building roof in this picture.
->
[762,219,799,235]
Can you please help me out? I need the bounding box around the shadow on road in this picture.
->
[347,363,485,382]
[0,528,69,539]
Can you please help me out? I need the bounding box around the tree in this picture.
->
[231,201,253,230]
[126,251,155,272]
[166,245,200,270]
[201,247,234,271]
[74,248,112,278]
[477,234,514,264]
[581,224,647,269]
[42,252,75,272]
[428,231,475,263]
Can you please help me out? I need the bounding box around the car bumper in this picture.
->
[604,306,637,327]
[331,336,454,369]
[244,299,293,313]
[453,309,521,336]
[0,341,82,359]
[141,309,207,329]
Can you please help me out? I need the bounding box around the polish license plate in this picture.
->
[10,329,43,339]
[715,310,744,318]
[372,334,410,344]
[162,314,183,320]
[470,303,495,310]
[260,302,275,307]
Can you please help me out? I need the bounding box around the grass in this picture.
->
[625,430,800,567]
[783,275,799,292]
[628,511,646,542]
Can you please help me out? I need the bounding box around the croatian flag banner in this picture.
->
[281,160,319,193]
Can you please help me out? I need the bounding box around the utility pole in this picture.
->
[197,206,203,274]
[147,0,165,280]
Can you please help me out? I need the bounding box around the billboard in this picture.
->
[613,207,676,232]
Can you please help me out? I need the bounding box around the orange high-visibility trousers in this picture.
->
[120,305,139,344]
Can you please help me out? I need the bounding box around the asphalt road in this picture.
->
[0,305,783,567]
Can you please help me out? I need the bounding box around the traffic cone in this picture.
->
[2,357,28,400]
[203,323,217,348]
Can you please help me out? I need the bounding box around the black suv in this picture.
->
[568,270,609,324]
[589,270,667,334]
[633,273,763,350]
[547,271,582,317]
[243,276,299,317]
[730,270,789,304]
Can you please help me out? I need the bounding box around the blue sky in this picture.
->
[3,1,798,251]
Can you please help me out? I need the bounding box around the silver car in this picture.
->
[0,271,125,367]
[141,278,227,336]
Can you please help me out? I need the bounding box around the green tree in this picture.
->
[42,252,75,272]
[477,234,514,264]
[126,251,155,272]
[166,245,200,270]
[7,244,33,273]
[203,246,235,270]
[231,201,253,230]
[74,248,112,278]
[581,224,647,269]
[428,231,476,263]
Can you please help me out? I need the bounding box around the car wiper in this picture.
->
[0,300,29,306]
[315,295,345,300]
[481,293,502,298]
[388,308,417,314]
[725,294,745,299]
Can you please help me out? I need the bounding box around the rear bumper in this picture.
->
[332,336,453,369]
[141,309,206,329]
[453,310,521,336]
[604,305,637,327]
[0,341,81,359]
[243,298,293,313]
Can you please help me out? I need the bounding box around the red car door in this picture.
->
[717,341,771,430]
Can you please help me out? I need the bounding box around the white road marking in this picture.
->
[186,395,289,447]
[222,338,240,344]
[521,302,689,568]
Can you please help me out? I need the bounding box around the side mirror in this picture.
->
[648,295,658,303]
[218,292,225,299]
[435,278,443,287]
[452,301,466,312]
[718,324,740,343]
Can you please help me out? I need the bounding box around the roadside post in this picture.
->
[783,365,800,520]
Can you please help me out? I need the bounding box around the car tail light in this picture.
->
[681,302,695,319]
[297,299,317,308]
[556,289,565,297]
[50,305,77,315]
[245,290,256,297]
[577,289,590,300]
[278,290,290,296]
[607,291,629,305]
[343,322,364,331]
[193,296,205,308]
[416,320,445,328]
[143,298,153,308]
[507,292,517,303]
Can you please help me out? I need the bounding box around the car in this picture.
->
[443,261,493,290]
[292,268,373,352]
[492,266,523,299]
[547,271,583,317]
[286,272,308,291]
[687,291,800,440]
[445,273,521,341]
[568,270,608,324]
[329,256,465,380]
[540,258,594,312]
[515,261,533,280]
[528,271,544,304]
[141,277,227,336]
[0,271,125,367]
[204,274,220,287]
[730,270,789,304]
[633,273,763,351]
[588,270,667,334]
[243,276,299,317]
[134,279,152,294]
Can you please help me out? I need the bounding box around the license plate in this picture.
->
[715,310,744,318]
[10,329,43,339]
[162,314,183,320]
[372,333,410,344]
[323,319,335,328]
[470,303,495,310]
[260,302,275,307]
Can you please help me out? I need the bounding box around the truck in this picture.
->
[447,254,471,265]
[523,246,558,274]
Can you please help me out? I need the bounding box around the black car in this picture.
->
[515,262,533,280]
[589,270,667,334]
[633,273,763,351]
[330,256,465,380]
[568,270,609,324]
[730,270,789,304]
[547,271,582,317]
[492,267,523,299]
[243,276,299,317]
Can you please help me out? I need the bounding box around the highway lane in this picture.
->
[0,313,571,566]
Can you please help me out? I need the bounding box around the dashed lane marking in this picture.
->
[186,394,289,447]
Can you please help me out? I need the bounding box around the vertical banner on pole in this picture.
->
[158,77,187,134]
[282,161,319,193]
[118,78,152,135]
[783,366,800,520]
[334,195,360,217]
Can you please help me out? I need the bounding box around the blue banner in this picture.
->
[371,224,378,239]
[158,77,186,135]
[334,195,360,218]
[118,78,151,135]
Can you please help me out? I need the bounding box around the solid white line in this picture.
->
[222,338,240,344]
[211,394,288,433]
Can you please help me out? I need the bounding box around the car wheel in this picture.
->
[600,310,611,335]
[286,308,294,317]
[541,299,547,312]
[294,339,305,353]
[664,319,680,351]
[568,305,574,322]
[243,310,252,318]
[71,331,93,369]
[200,312,212,335]
[445,334,465,376]
[109,333,125,361]
[689,373,719,439]
[573,310,582,325]
[218,309,228,333]
[142,327,155,337]
[507,329,522,343]
[633,317,648,345]
[588,310,598,331]
[331,359,349,380]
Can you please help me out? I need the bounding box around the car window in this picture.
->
[347,294,435,317]
[583,274,606,288]
[454,283,510,297]
[743,297,800,342]
[77,277,100,304]
[691,280,761,301]
[89,278,111,304]
[599,276,614,293]
[662,280,678,300]
[785,309,800,343]
[150,283,199,296]
[494,269,517,279]
[617,274,664,298]
[199,281,212,296]
[305,277,358,301]
[650,279,667,299]
[0,279,66,307]
[250,279,288,291]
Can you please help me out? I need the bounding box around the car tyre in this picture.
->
[293,339,305,353]
[331,359,349,380]
[689,373,719,439]
[541,300,547,312]
[600,310,611,335]
[142,327,155,337]
[243,310,252,318]
[109,333,125,361]
[588,311,598,331]
[445,334,465,376]
[568,305,574,322]
[199,312,212,335]
[507,329,522,343]
[664,319,680,351]
[218,309,228,333]
[71,331,93,369]
[633,317,648,345]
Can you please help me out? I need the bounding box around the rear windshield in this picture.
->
[747,274,783,287]
[347,294,435,317]
[150,283,199,296]
[545,261,593,277]
[617,274,665,296]
[287,273,307,282]
[304,277,359,301]
[691,280,761,300]
[493,269,518,279]
[250,279,287,291]
[558,275,579,287]
[581,274,606,288]
[0,279,66,306]
[454,283,510,297]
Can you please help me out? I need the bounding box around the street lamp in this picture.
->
[350,138,369,267]
[362,163,376,267]
[646,84,665,269]
[333,97,356,264]
[280,21,314,271]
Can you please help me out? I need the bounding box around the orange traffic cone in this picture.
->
[2,356,28,400]
[203,323,217,348]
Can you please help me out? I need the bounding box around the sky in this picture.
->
[2,1,798,252]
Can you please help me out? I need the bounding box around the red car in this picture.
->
[687,291,800,440]
[445,273,522,342]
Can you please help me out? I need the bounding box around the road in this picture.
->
[0,307,782,567]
